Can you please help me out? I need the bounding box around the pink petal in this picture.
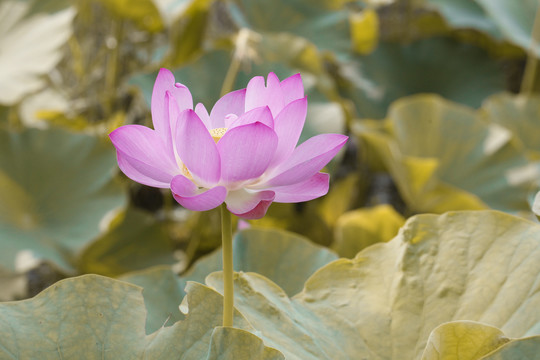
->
[224,114,239,128]
[116,150,173,188]
[225,189,275,214]
[166,91,180,155]
[245,73,285,117]
[272,173,329,202]
[217,122,278,184]
[195,102,211,130]
[228,106,274,130]
[171,175,227,211]
[175,110,221,188]
[209,88,246,129]
[280,73,304,104]
[227,191,273,220]
[152,68,193,139]
[244,76,265,110]
[268,97,307,168]
[232,199,274,219]
[109,125,179,187]
[263,134,348,187]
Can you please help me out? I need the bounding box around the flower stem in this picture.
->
[220,203,234,327]
[220,52,241,97]
[521,3,540,94]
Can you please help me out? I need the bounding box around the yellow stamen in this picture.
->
[182,163,192,179]
[210,127,227,143]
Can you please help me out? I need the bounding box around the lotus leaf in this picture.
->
[480,92,540,159]
[0,275,282,359]
[333,204,405,258]
[424,0,502,39]
[207,210,540,359]
[475,0,539,55]
[421,321,510,359]
[227,0,354,57]
[357,94,535,213]
[121,227,338,333]
[344,37,506,119]
[0,128,126,272]
[185,228,338,296]
[77,207,176,277]
[421,320,540,359]
[4,211,540,359]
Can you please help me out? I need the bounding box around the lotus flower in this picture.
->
[110,69,347,219]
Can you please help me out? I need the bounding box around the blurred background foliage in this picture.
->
[1,0,540,301]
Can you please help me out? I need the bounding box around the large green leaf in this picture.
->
[0,267,26,301]
[390,95,535,213]
[118,266,185,334]
[77,207,176,277]
[0,1,75,105]
[0,128,126,272]
[227,0,353,57]
[205,211,540,359]
[380,1,523,59]
[357,95,536,214]
[424,0,538,56]
[121,227,337,333]
[475,0,539,56]
[359,131,489,214]
[424,0,503,39]
[186,228,338,296]
[0,274,283,359]
[344,37,506,119]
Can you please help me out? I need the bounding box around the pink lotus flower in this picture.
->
[110,69,347,219]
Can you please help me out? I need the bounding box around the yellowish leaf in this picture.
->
[350,9,379,54]
[421,321,510,360]
[333,204,405,257]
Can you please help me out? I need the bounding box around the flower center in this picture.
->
[182,127,228,180]
[210,127,227,143]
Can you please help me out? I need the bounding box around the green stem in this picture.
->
[104,19,123,116]
[521,3,540,94]
[220,203,234,327]
[220,54,241,97]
